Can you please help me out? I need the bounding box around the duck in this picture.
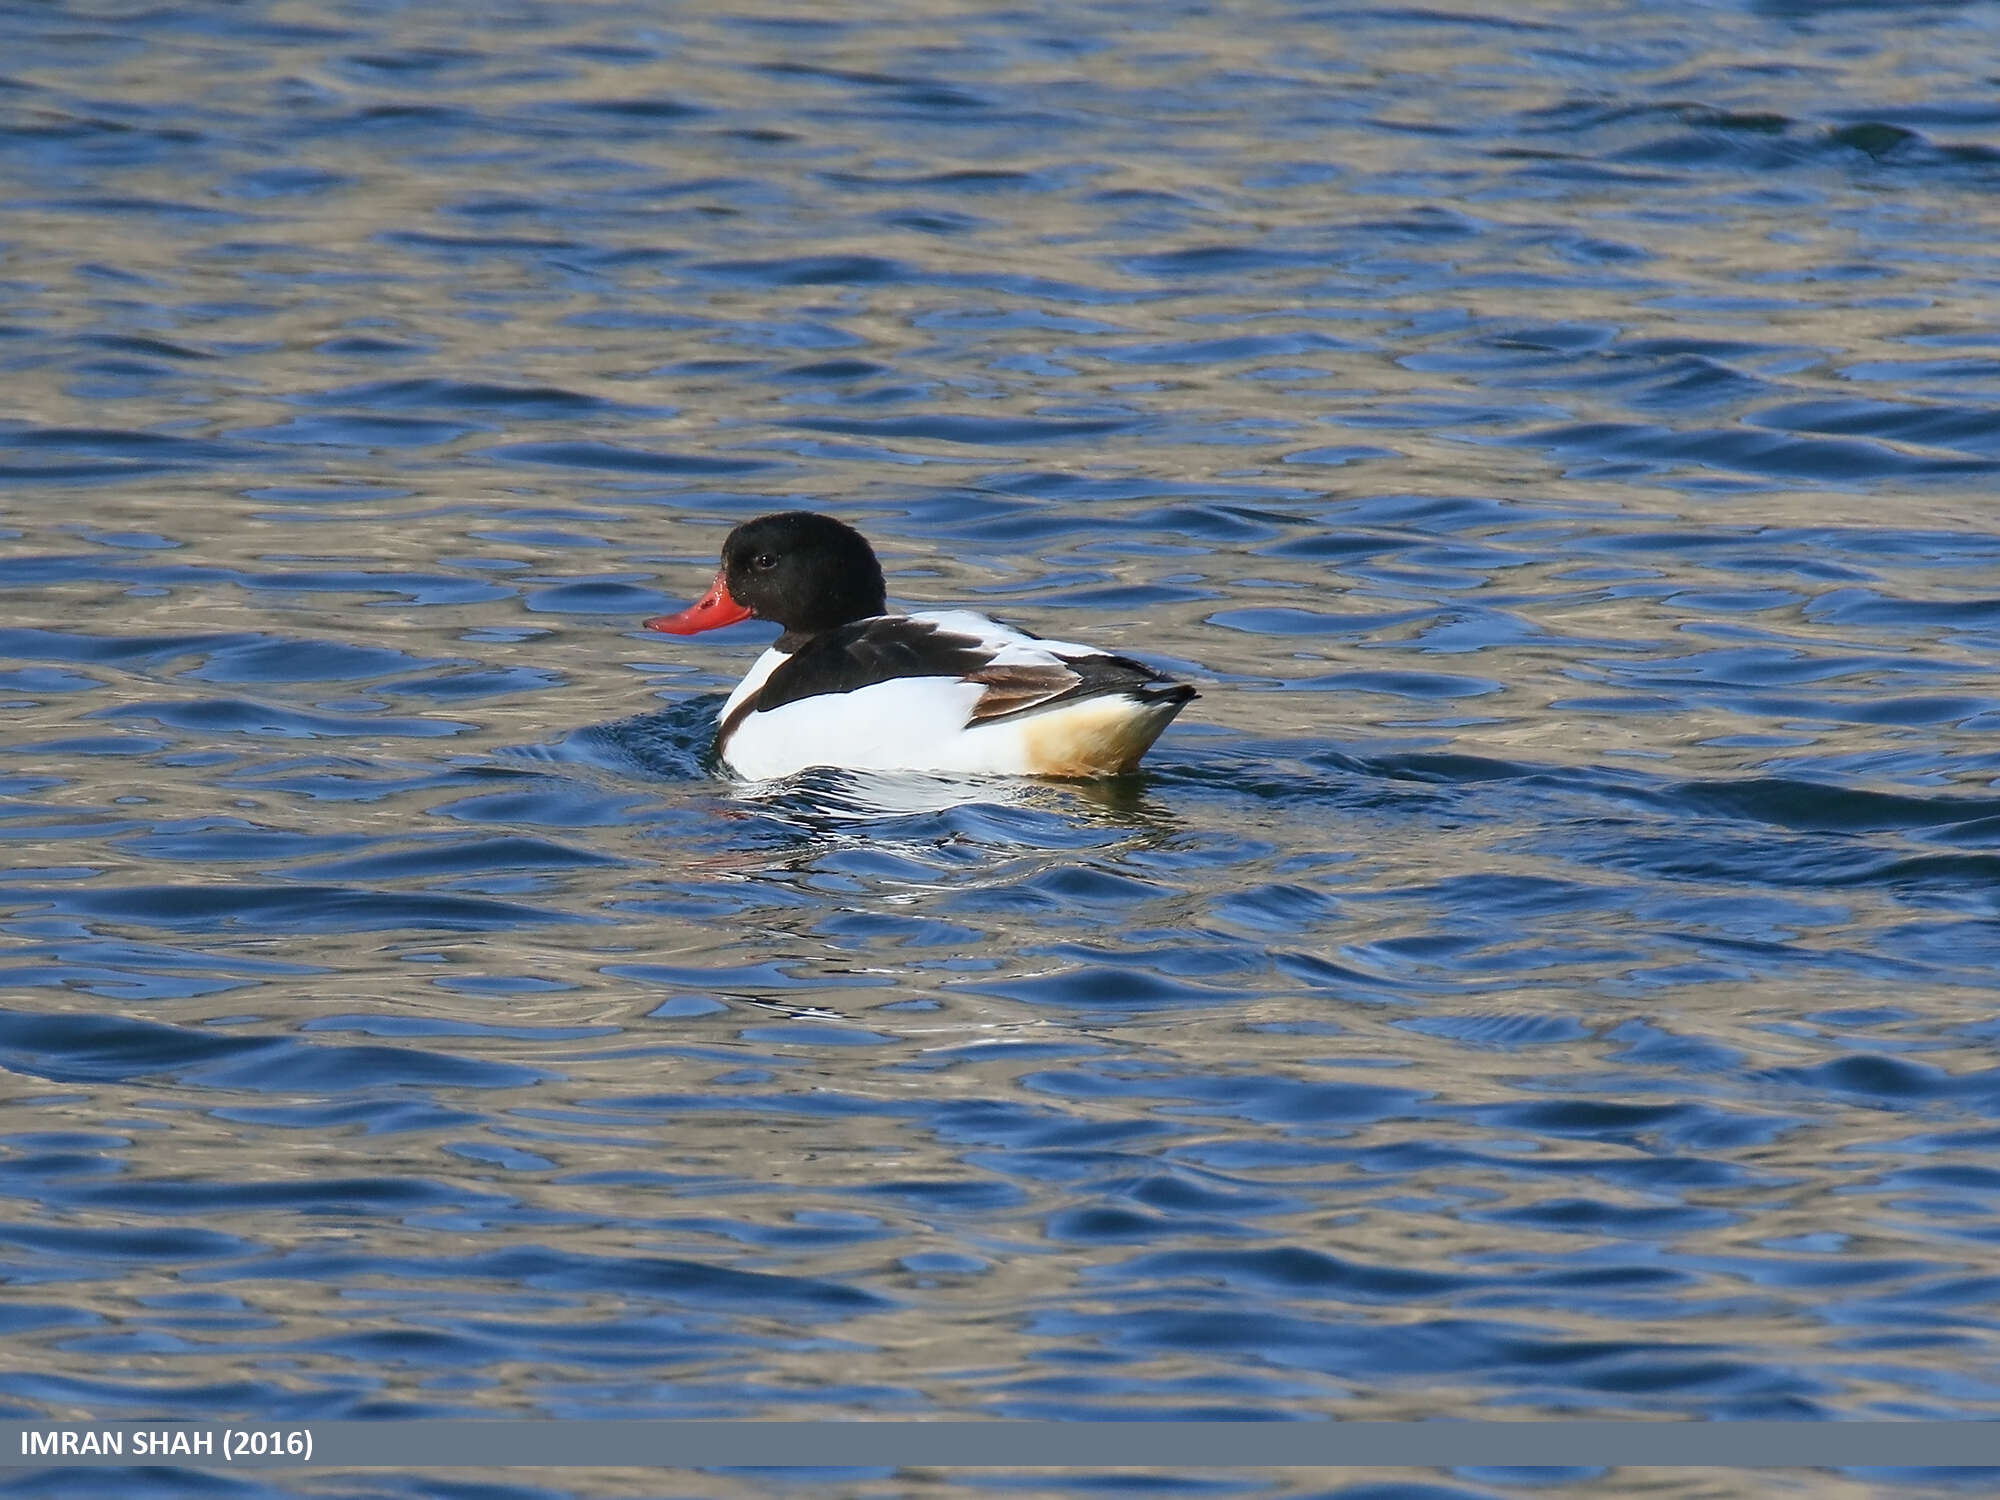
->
[646,511,1196,780]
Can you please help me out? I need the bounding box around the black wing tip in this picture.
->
[1139,682,1198,707]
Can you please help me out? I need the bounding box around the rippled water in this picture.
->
[8,0,2000,1495]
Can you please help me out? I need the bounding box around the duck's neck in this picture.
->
[773,607,889,652]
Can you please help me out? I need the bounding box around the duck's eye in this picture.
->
[752,553,778,571]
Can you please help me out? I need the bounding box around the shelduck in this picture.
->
[646,512,1195,779]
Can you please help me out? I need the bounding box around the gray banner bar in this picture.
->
[4,1421,1999,1469]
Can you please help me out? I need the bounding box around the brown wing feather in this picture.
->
[965,662,1082,723]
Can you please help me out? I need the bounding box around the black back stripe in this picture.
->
[750,616,998,715]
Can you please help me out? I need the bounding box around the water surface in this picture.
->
[6,1,2000,1495]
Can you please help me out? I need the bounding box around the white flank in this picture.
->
[722,677,1184,780]
[724,675,997,778]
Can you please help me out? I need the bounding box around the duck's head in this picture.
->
[646,511,888,639]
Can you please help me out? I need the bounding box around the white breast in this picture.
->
[719,644,790,724]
